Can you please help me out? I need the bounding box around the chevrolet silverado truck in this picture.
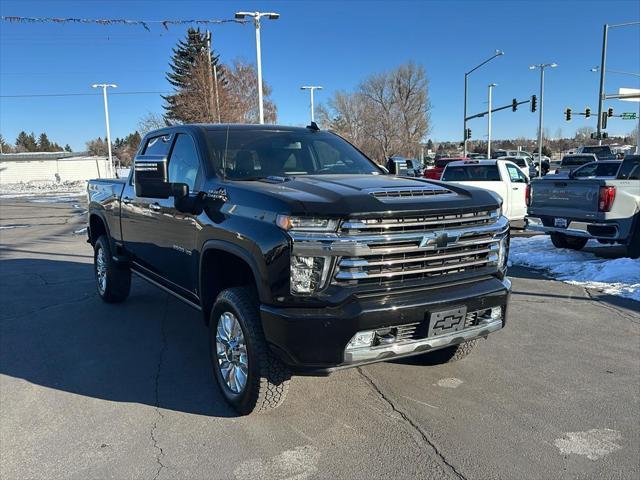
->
[87,124,511,415]
[527,155,640,258]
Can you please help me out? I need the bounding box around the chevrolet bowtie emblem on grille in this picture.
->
[419,231,460,249]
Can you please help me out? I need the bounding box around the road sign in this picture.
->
[618,88,640,102]
[620,112,637,120]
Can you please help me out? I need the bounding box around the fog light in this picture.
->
[490,306,502,320]
[346,330,375,350]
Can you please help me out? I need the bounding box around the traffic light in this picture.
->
[530,95,537,112]
[512,98,518,112]
[585,107,591,118]
[565,108,572,121]
[465,128,472,140]
[607,107,614,117]
[601,111,608,129]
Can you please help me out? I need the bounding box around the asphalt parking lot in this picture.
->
[1,196,639,480]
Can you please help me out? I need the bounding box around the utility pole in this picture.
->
[205,31,221,123]
[530,63,557,177]
[463,50,504,157]
[235,11,280,124]
[487,83,497,158]
[91,83,117,174]
[300,86,322,123]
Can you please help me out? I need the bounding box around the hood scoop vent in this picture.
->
[369,185,453,201]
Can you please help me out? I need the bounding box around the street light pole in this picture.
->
[235,11,280,124]
[463,50,504,157]
[596,24,608,146]
[91,83,117,175]
[300,86,323,122]
[529,63,557,177]
[487,83,497,158]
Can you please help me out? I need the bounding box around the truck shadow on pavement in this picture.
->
[0,258,239,418]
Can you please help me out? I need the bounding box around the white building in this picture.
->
[0,152,116,184]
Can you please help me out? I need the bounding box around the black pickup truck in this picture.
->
[87,124,511,415]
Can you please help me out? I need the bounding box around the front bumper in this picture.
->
[261,275,511,374]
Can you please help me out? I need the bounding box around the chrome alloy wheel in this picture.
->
[215,312,248,394]
[96,246,107,295]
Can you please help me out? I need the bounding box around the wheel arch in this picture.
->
[199,240,271,324]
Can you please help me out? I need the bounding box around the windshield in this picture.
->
[581,146,610,155]
[562,156,594,166]
[435,159,455,168]
[442,165,501,181]
[205,129,383,179]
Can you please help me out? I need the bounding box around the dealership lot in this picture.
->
[0,196,638,480]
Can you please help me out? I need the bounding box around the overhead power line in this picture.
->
[0,91,170,98]
[1,15,246,31]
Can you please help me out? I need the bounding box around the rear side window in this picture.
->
[617,156,640,180]
[442,165,501,181]
[143,134,172,156]
[506,164,527,183]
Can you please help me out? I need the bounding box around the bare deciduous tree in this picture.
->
[318,62,431,163]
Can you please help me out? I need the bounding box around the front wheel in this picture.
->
[210,287,291,415]
[627,220,640,259]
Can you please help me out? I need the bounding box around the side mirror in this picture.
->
[134,155,171,198]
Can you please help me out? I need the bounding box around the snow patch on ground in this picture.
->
[554,428,622,460]
[0,181,86,199]
[510,235,640,302]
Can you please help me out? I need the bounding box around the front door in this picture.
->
[505,163,528,220]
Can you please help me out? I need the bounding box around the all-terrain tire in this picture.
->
[550,233,587,250]
[210,287,291,415]
[94,235,131,303]
[418,339,479,365]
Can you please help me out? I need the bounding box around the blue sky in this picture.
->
[1,0,639,151]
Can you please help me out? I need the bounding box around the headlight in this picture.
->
[290,255,333,294]
[276,215,338,232]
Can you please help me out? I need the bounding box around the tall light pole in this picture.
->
[487,83,497,158]
[300,85,322,123]
[235,11,280,124]
[529,63,557,177]
[91,83,117,173]
[463,50,504,157]
[594,22,640,145]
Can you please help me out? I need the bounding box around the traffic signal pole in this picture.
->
[596,24,608,146]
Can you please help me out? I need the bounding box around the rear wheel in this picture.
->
[627,220,640,259]
[550,233,587,250]
[210,287,291,415]
[94,235,131,303]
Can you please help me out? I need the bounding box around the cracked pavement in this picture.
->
[1,196,639,480]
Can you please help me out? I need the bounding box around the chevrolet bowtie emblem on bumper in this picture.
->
[419,231,460,249]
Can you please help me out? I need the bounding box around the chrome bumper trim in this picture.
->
[344,317,504,364]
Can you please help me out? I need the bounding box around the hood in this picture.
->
[231,174,501,217]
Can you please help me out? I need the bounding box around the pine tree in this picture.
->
[64,144,72,152]
[15,131,38,152]
[0,134,13,153]
[38,133,52,152]
[162,28,225,124]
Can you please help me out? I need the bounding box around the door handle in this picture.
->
[122,196,132,205]
[149,203,162,212]
[512,187,519,190]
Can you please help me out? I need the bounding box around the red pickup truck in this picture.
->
[425,157,468,180]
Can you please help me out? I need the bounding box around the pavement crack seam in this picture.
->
[150,294,169,480]
[357,367,467,480]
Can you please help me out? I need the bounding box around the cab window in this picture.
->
[168,134,200,191]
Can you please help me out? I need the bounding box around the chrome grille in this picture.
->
[334,209,506,286]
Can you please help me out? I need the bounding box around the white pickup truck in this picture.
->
[441,159,529,221]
